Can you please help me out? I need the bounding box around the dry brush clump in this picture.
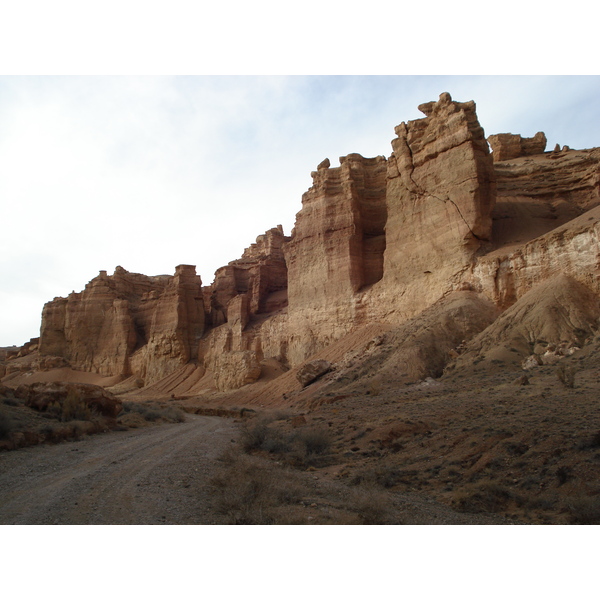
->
[46,388,94,422]
[209,448,307,524]
[350,486,397,525]
[120,401,186,424]
[556,363,578,388]
[565,496,600,524]
[240,415,332,468]
[0,406,14,440]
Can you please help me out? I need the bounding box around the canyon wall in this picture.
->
[39,265,205,384]
[32,93,600,391]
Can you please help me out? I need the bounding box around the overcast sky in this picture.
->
[1,75,599,346]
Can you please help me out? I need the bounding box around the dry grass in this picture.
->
[351,486,397,524]
[240,416,332,468]
[121,401,186,423]
[565,496,600,524]
[47,388,93,422]
[209,448,306,524]
[0,407,14,439]
[556,363,577,388]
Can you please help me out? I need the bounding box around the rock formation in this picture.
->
[487,132,547,162]
[11,92,599,393]
[39,265,205,385]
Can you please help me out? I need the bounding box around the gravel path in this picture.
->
[0,415,237,525]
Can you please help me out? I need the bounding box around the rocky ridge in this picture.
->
[4,92,600,394]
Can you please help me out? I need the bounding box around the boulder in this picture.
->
[296,360,332,387]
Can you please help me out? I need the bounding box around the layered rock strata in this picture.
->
[29,92,600,392]
[39,265,205,384]
[487,132,547,162]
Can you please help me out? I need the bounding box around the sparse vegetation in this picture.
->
[352,486,397,525]
[121,401,186,423]
[0,408,14,439]
[566,496,600,524]
[556,363,577,388]
[452,482,522,514]
[47,388,93,422]
[240,416,331,468]
[210,448,305,524]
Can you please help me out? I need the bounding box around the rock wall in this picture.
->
[33,92,600,391]
[366,92,496,320]
[284,153,388,364]
[39,265,204,384]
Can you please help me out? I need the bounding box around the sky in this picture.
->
[1,74,600,346]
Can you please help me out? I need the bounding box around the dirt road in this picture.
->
[0,415,237,525]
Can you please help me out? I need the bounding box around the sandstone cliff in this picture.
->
[39,265,205,385]
[12,92,598,394]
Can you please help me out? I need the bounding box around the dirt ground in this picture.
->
[0,415,237,524]
[2,338,599,525]
[176,348,600,525]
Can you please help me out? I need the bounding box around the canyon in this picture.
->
[3,92,600,397]
[3,91,600,526]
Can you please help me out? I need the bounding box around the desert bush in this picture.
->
[2,397,20,407]
[578,430,600,450]
[556,465,573,486]
[0,408,14,439]
[121,401,185,423]
[566,496,600,524]
[294,427,331,456]
[241,418,331,467]
[60,388,92,421]
[556,363,577,388]
[45,389,93,422]
[350,467,419,489]
[368,376,382,397]
[40,423,58,439]
[240,419,272,452]
[283,426,332,468]
[453,482,522,514]
[158,406,186,423]
[210,449,305,524]
[352,487,397,525]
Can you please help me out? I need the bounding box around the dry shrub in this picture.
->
[556,363,577,388]
[578,430,600,450]
[210,449,306,524]
[351,486,397,525]
[368,376,382,397]
[566,496,600,524]
[350,466,418,489]
[61,388,92,421]
[0,408,14,439]
[45,388,94,422]
[452,482,522,514]
[122,401,186,423]
[241,417,331,467]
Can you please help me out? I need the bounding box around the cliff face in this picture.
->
[284,153,388,364]
[32,92,600,391]
[39,265,205,384]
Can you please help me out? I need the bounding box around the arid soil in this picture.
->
[0,416,236,524]
[0,410,514,525]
